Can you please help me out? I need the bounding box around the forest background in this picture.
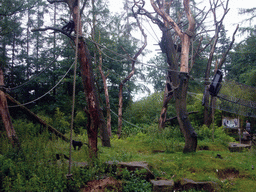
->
[1,0,256,191]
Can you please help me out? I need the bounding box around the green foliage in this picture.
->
[12,119,42,140]
[196,124,235,145]
[52,108,70,134]
[124,92,175,125]
[228,34,256,87]
[74,111,87,134]
[0,133,75,191]
[120,168,152,192]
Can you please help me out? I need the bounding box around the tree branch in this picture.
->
[31,27,74,40]
[150,0,183,38]
[218,24,239,69]
[47,0,67,4]
[80,0,88,15]
[133,0,165,30]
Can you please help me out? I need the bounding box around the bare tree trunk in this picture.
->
[70,0,102,156]
[158,71,174,129]
[157,2,178,130]
[0,68,20,148]
[117,83,124,138]
[117,12,147,138]
[98,51,111,137]
[91,0,110,146]
[158,88,172,129]
[150,0,197,152]
[203,0,233,126]
[175,73,197,153]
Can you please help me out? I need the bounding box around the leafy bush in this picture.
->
[52,107,70,134]
[74,110,87,134]
[197,124,235,145]
[124,92,175,125]
[13,119,42,140]
[120,168,152,192]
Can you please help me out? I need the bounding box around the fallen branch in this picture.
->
[6,93,69,142]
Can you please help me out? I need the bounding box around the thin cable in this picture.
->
[145,17,160,42]
[110,109,144,130]
[141,22,159,43]
[9,46,68,91]
[85,37,178,72]
[8,61,75,108]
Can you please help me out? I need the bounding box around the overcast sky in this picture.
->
[108,0,256,42]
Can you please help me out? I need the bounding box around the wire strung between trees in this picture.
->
[8,45,68,91]
[8,60,75,108]
[110,109,145,130]
[84,37,181,73]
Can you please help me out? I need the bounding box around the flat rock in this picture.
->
[179,178,220,192]
[229,142,251,152]
[106,161,155,181]
[150,179,174,192]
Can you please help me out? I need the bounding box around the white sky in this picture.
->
[108,0,256,43]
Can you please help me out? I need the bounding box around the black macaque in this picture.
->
[72,140,83,150]
[61,20,75,35]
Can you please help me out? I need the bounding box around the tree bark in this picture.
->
[203,0,232,126]
[0,68,20,148]
[67,0,108,155]
[150,0,197,152]
[40,0,111,156]
[175,73,197,153]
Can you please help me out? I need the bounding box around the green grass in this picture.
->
[1,122,256,191]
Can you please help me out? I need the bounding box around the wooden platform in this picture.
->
[229,142,251,152]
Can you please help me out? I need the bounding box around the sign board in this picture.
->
[222,117,239,129]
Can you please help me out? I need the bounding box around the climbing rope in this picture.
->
[8,60,75,108]
[68,0,80,176]
[9,46,68,91]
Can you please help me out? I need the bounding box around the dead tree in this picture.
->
[134,0,197,152]
[0,68,20,148]
[117,5,147,138]
[33,0,112,156]
[134,0,238,152]
[203,0,238,126]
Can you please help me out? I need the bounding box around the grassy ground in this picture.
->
[69,130,256,192]
[1,123,256,191]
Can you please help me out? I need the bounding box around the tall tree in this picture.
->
[117,4,147,138]
[33,0,111,155]
[203,0,238,126]
[133,0,197,152]
[134,0,238,152]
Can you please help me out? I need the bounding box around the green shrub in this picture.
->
[197,124,235,145]
[74,110,87,134]
[120,168,152,192]
[123,92,175,125]
[52,107,70,134]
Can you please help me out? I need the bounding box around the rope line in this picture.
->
[8,60,75,108]
[8,46,68,91]
[85,37,180,72]
[110,109,144,130]
[145,17,160,42]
